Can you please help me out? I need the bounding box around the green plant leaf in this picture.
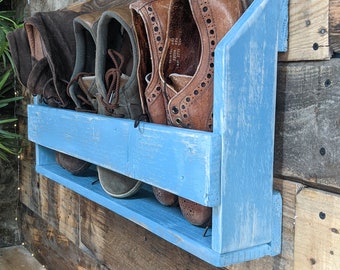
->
[0,8,23,162]
[0,117,17,124]
[0,129,22,138]
[0,96,22,104]
[0,69,11,89]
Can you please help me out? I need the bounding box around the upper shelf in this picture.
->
[29,105,221,207]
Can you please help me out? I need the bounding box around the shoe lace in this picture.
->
[66,72,97,113]
[98,49,125,118]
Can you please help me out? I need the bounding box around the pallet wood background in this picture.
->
[330,0,340,53]
[279,0,331,61]
[294,188,340,270]
[274,59,340,187]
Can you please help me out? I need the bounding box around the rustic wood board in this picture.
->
[19,159,40,212]
[330,0,340,53]
[19,138,80,246]
[294,188,340,269]
[39,175,80,245]
[20,205,105,270]
[0,246,44,270]
[279,0,331,61]
[274,58,340,187]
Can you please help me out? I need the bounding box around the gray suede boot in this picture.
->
[95,4,143,198]
[67,11,102,112]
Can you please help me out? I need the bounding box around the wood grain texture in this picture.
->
[39,175,80,245]
[19,147,80,246]
[21,205,106,270]
[330,0,340,53]
[294,188,340,269]
[66,0,137,12]
[279,0,331,61]
[274,59,340,187]
[0,246,44,270]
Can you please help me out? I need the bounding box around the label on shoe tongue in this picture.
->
[168,37,182,69]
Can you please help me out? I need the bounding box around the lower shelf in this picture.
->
[36,158,282,267]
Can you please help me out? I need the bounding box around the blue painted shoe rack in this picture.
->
[28,0,288,266]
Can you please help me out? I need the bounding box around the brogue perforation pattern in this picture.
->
[144,4,165,106]
[172,0,216,131]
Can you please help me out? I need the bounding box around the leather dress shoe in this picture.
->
[131,0,178,206]
[159,0,244,226]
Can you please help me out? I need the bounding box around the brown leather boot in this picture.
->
[131,0,178,206]
[24,10,80,108]
[23,10,94,176]
[159,0,244,225]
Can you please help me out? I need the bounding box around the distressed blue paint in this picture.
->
[27,0,286,266]
[35,162,282,267]
[278,0,289,52]
[271,191,283,256]
[212,0,280,253]
[29,106,221,206]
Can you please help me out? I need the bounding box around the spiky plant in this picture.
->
[0,5,23,161]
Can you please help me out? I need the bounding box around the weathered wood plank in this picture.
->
[227,179,304,270]
[274,58,340,187]
[20,205,105,270]
[80,197,218,270]
[19,116,80,246]
[19,159,40,212]
[0,246,44,270]
[294,188,340,269]
[330,0,340,53]
[279,0,331,61]
[39,175,80,245]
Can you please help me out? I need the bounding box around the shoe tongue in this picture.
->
[78,75,95,94]
[168,73,192,92]
[120,73,129,89]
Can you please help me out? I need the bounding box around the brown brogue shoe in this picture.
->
[131,0,179,206]
[159,0,244,226]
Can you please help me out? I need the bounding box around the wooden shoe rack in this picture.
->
[27,0,287,266]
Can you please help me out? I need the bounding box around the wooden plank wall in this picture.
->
[279,0,331,61]
[294,188,340,270]
[279,0,340,60]
[330,0,340,53]
[16,0,340,269]
[274,59,340,187]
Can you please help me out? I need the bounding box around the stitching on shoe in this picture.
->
[170,0,216,131]
[144,4,165,106]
